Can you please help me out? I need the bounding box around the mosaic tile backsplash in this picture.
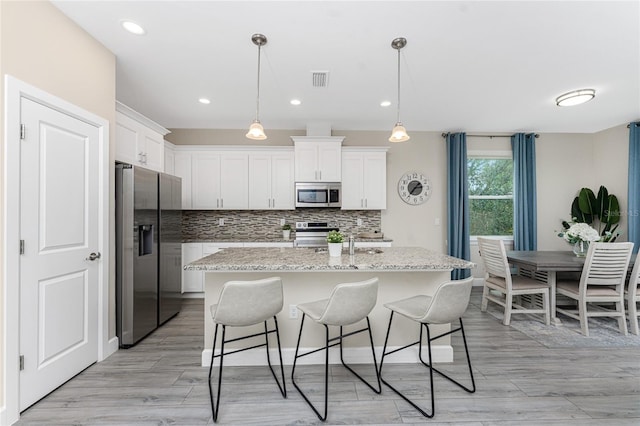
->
[182,208,381,241]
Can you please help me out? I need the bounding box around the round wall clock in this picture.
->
[398,171,432,205]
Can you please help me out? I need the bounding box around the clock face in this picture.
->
[398,171,432,205]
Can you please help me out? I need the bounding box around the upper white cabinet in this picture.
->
[192,151,249,210]
[249,150,295,210]
[341,147,388,210]
[115,102,169,172]
[164,141,175,174]
[292,136,344,182]
[173,151,193,209]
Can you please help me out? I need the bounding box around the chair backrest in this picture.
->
[580,242,634,293]
[318,277,379,326]
[213,276,283,326]
[477,237,512,289]
[422,277,474,324]
[628,251,640,301]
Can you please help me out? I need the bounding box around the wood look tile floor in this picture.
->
[17,290,640,425]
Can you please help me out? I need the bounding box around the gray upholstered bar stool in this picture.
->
[379,276,476,418]
[291,277,381,421]
[207,276,286,423]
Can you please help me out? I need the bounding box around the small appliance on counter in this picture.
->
[293,222,339,247]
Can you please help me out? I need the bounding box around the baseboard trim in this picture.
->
[201,345,453,367]
[105,337,119,358]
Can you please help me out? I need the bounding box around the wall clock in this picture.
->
[398,171,432,205]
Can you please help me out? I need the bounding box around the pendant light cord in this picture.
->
[255,44,261,121]
[396,48,401,123]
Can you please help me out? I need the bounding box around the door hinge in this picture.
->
[20,124,26,140]
[20,239,25,255]
[19,355,24,371]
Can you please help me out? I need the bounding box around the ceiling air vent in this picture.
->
[312,71,329,88]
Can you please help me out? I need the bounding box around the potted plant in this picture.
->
[282,224,291,240]
[326,230,344,257]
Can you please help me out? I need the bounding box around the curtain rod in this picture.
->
[440,133,539,138]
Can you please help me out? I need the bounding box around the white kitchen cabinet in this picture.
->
[164,141,175,174]
[191,151,249,210]
[115,102,168,172]
[341,148,388,210]
[249,150,295,209]
[292,136,344,182]
[182,243,204,293]
[174,152,193,209]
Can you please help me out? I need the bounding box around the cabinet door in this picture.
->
[182,243,203,293]
[164,144,175,174]
[271,153,295,209]
[173,153,192,209]
[248,154,271,209]
[362,152,387,209]
[219,153,248,209]
[341,152,364,209]
[317,142,342,181]
[115,113,141,165]
[294,143,318,181]
[143,130,165,172]
[192,153,221,209]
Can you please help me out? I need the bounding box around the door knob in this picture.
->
[86,252,101,261]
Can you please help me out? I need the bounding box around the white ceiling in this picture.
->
[52,1,640,134]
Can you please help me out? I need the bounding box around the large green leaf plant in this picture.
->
[562,185,621,242]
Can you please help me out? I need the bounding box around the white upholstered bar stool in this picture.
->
[207,277,286,423]
[291,277,381,422]
[378,277,476,418]
[627,251,640,335]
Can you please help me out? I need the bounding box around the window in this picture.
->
[468,157,513,236]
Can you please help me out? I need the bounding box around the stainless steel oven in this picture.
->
[295,182,341,208]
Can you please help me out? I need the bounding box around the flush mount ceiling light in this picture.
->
[555,89,596,107]
[380,101,391,107]
[290,99,302,106]
[198,98,211,105]
[389,37,410,143]
[246,33,268,140]
[121,20,145,35]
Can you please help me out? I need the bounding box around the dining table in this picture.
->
[506,250,586,325]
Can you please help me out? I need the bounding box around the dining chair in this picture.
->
[291,277,381,422]
[556,242,633,337]
[477,237,550,326]
[626,251,640,335]
[207,276,287,422]
[378,277,476,418]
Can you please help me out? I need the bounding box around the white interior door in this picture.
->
[19,97,100,410]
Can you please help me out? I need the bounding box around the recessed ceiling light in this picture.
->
[199,98,211,105]
[290,99,302,106]
[380,101,391,107]
[555,89,596,107]
[121,20,145,35]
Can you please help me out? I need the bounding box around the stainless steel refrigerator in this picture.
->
[116,164,182,348]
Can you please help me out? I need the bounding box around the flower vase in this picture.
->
[573,240,589,257]
[328,242,342,257]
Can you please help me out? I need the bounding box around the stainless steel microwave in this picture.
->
[295,182,341,208]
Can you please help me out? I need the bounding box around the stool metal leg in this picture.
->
[207,324,226,423]
[264,316,287,397]
[339,317,382,394]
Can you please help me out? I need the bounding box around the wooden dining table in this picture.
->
[506,250,586,325]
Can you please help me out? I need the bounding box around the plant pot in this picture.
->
[282,230,290,240]
[328,242,343,257]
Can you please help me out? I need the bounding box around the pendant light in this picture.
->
[389,37,410,143]
[246,33,268,140]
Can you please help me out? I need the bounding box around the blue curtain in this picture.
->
[511,133,537,250]
[446,132,470,279]
[628,122,640,252]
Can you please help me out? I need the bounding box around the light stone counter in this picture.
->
[186,246,474,272]
[192,247,475,369]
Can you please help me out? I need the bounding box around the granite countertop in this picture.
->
[182,237,394,243]
[185,246,474,272]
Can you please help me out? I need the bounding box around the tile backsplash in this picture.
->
[182,209,381,240]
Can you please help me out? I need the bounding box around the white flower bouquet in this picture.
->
[558,222,600,244]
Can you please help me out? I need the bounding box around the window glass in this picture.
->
[468,157,513,236]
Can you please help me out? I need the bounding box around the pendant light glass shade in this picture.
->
[246,120,267,140]
[389,37,410,143]
[246,34,268,140]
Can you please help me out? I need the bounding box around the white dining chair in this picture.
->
[556,242,633,337]
[477,237,550,326]
[626,251,640,335]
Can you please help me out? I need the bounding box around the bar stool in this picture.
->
[291,277,381,421]
[207,277,286,422]
[379,277,476,418]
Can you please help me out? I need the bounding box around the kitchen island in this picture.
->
[186,247,474,366]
